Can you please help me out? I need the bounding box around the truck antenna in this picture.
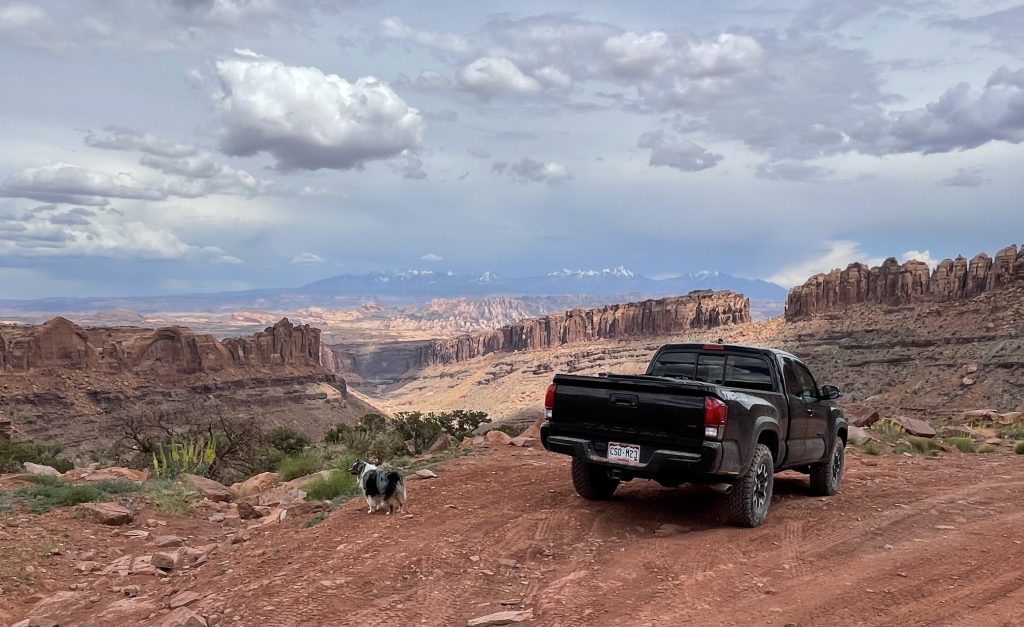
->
[716,338,724,344]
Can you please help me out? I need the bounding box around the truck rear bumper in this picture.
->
[541,422,741,480]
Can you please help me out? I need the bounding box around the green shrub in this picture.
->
[862,441,881,456]
[1015,441,1024,455]
[908,436,941,454]
[945,437,976,453]
[891,441,912,455]
[150,437,216,479]
[15,477,106,513]
[0,439,74,473]
[303,513,325,528]
[143,479,200,516]
[265,427,311,456]
[94,479,142,494]
[998,426,1024,440]
[276,450,324,481]
[305,470,359,502]
[0,491,14,513]
[873,419,906,441]
[324,414,408,462]
[978,444,996,454]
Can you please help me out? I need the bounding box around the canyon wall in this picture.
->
[413,290,749,368]
[0,317,320,376]
[786,244,1024,320]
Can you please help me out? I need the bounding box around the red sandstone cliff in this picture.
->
[415,290,749,367]
[0,317,321,375]
[785,244,1024,320]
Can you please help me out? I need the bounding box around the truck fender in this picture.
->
[748,417,783,472]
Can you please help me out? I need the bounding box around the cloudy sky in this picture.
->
[1,0,1022,298]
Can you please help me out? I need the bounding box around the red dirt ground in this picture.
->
[3,446,1024,626]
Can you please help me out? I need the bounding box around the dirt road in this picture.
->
[5,446,1024,626]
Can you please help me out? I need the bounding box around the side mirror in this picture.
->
[820,385,841,400]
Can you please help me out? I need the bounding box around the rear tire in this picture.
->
[810,436,845,496]
[571,458,619,500]
[727,443,774,528]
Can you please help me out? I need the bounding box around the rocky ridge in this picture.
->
[786,244,1024,319]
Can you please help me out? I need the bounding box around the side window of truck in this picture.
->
[783,358,818,400]
[724,355,774,392]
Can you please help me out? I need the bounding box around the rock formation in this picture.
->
[414,290,749,367]
[786,244,1024,320]
[0,317,320,375]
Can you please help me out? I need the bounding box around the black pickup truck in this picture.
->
[540,342,847,527]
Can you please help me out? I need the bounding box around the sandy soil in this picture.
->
[4,445,1024,627]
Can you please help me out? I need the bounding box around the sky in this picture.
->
[0,0,1022,299]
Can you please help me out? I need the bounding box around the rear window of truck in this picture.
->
[649,351,775,392]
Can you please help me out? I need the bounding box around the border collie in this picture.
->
[348,459,407,514]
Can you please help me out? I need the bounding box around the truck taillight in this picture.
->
[704,397,727,440]
[544,383,556,419]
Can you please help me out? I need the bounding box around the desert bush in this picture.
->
[0,491,15,513]
[276,450,324,481]
[998,425,1024,440]
[325,410,489,463]
[94,479,141,494]
[978,444,996,454]
[265,427,311,456]
[305,469,359,502]
[908,436,941,454]
[862,441,881,456]
[945,437,976,453]
[873,419,906,441]
[0,439,74,474]
[324,414,408,462]
[1015,441,1024,455]
[15,477,106,514]
[143,479,200,516]
[151,437,216,478]
[303,513,326,528]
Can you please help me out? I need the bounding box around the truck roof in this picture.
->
[655,342,800,362]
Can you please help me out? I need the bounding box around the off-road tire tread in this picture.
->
[727,443,774,528]
[810,436,844,496]
[571,458,619,500]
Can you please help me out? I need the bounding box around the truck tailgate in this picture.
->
[549,374,710,451]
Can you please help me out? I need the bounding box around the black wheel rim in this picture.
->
[753,461,770,512]
[831,445,844,486]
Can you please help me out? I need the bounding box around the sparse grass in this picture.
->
[94,479,142,494]
[891,441,913,455]
[998,426,1024,440]
[945,437,977,453]
[1015,441,1024,455]
[978,444,996,454]
[303,513,326,528]
[304,469,359,502]
[0,542,56,591]
[0,491,14,513]
[491,423,524,438]
[862,441,881,456]
[908,436,941,455]
[14,476,106,514]
[276,450,325,481]
[143,479,200,516]
[873,419,906,442]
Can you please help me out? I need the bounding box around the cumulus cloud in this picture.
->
[856,67,1024,154]
[756,160,835,183]
[420,253,443,262]
[458,56,542,98]
[901,250,938,269]
[378,16,472,56]
[84,127,198,158]
[637,131,723,172]
[492,158,571,186]
[206,50,424,171]
[937,167,988,187]
[291,252,325,265]
[0,162,166,205]
[0,204,240,262]
[767,240,884,287]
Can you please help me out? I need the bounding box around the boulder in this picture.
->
[411,469,437,480]
[847,426,871,446]
[962,377,975,386]
[485,430,513,445]
[287,501,329,516]
[23,462,61,477]
[466,609,534,627]
[169,591,202,609]
[960,409,998,423]
[891,416,936,438]
[998,412,1022,425]
[518,419,542,440]
[155,607,208,627]
[427,434,454,454]
[79,502,134,526]
[260,508,288,526]
[509,436,537,448]
[179,474,236,502]
[852,411,880,428]
[234,472,280,498]
[236,501,260,520]
[154,535,184,548]
[152,549,184,570]
[80,467,149,483]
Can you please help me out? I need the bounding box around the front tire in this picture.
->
[727,443,774,527]
[571,458,619,500]
[810,436,845,496]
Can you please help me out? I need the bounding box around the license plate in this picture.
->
[607,442,641,465]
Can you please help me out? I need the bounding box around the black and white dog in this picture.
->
[348,459,407,514]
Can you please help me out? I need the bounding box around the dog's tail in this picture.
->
[384,470,407,507]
